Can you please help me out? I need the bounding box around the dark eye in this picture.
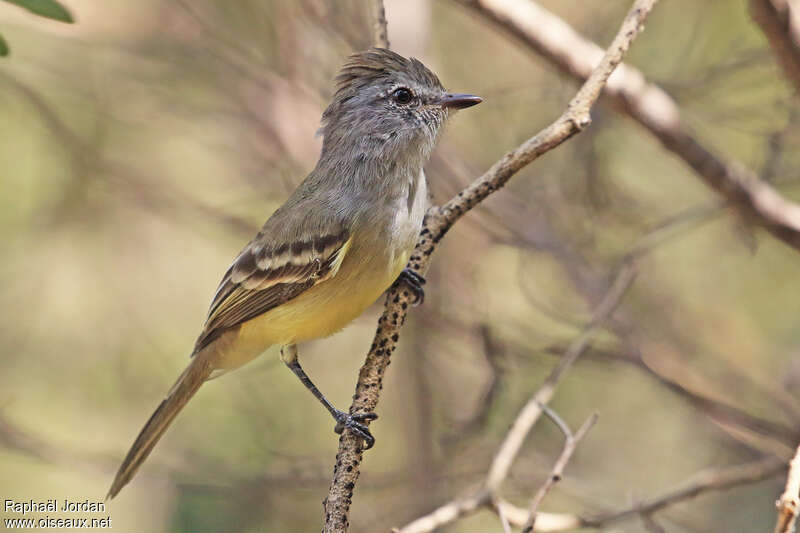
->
[393,87,413,105]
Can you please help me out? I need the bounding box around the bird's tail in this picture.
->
[107,356,212,500]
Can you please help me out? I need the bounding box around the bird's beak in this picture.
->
[440,93,483,110]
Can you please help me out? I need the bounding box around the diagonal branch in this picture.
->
[486,264,636,492]
[750,0,800,94]
[582,455,785,527]
[522,412,598,533]
[321,1,659,531]
[394,264,636,533]
[454,0,800,252]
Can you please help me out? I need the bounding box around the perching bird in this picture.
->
[107,48,481,499]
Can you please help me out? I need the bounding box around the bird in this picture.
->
[107,48,481,499]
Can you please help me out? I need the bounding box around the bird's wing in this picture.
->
[193,229,352,352]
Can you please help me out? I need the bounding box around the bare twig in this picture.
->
[538,404,574,442]
[399,456,785,532]
[392,490,582,533]
[454,0,800,252]
[498,501,514,533]
[522,413,598,533]
[774,444,800,533]
[486,264,636,492]
[395,264,636,533]
[539,340,800,455]
[321,2,657,531]
[478,455,785,531]
[392,473,581,532]
[582,455,785,526]
[750,0,800,94]
[639,356,800,447]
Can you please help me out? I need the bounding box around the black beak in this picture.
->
[440,93,483,110]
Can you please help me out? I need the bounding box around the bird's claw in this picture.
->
[395,268,426,306]
[333,410,378,450]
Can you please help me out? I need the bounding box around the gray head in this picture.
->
[319,48,481,167]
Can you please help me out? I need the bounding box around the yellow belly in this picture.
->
[207,170,428,372]
[209,241,410,371]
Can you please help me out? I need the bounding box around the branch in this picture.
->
[750,0,800,94]
[320,2,658,531]
[454,0,800,252]
[544,342,800,453]
[395,264,636,533]
[775,444,800,533]
[486,456,786,531]
[639,356,800,448]
[396,457,784,532]
[498,502,513,533]
[583,455,786,527]
[394,490,582,533]
[522,412,598,533]
[486,264,636,492]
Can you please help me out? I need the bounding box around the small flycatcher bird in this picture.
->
[108,48,481,499]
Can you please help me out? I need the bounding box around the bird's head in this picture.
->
[319,48,481,165]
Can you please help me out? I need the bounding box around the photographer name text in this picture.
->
[4,499,106,515]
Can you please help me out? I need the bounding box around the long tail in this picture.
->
[107,356,212,500]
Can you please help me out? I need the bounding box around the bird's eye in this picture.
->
[393,87,413,105]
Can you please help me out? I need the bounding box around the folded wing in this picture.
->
[194,230,352,352]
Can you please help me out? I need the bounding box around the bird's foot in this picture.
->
[394,268,426,306]
[333,409,378,450]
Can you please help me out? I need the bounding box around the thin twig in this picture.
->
[498,501,513,533]
[774,444,800,533]
[397,453,785,532]
[582,455,786,526]
[638,356,800,448]
[487,455,786,531]
[396,264,636,533]
[538,403,574,442]
[392,490,581,533]
[539,342,800,453]
[454,0,800,252]
[321,1,658,531]
[522,413,598,533]
[750,0,800,94]
[486,264,636,492]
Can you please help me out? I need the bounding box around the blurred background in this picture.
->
[1,0,799,531]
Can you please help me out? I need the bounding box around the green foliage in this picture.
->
[1,0,73,56]
[2,0,73,23]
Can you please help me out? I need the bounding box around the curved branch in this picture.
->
[454,0,800,252]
